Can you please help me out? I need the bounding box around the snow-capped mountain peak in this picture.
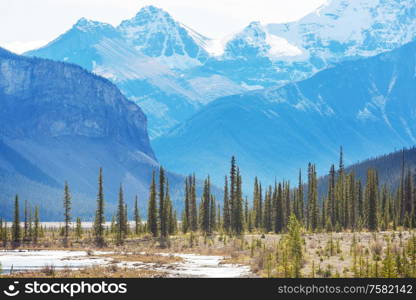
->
[118,6,209,63]
[267,0,416,59]
[73,17,114,33]
[223,21,302,60]
[119,5,174,28]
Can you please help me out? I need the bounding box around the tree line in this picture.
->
[2,148,416,248]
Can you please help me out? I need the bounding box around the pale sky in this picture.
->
[0,0,327,53]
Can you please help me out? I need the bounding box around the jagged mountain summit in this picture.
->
[153,39,416,189]
[118,5,210,65]
[0,47,186,220]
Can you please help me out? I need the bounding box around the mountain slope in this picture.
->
[318,147,416,196]
[0,47,186,220]
[153,40,416,188]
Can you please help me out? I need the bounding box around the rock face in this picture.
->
[153,40,416,189]
[0,49,153,149]
[0,47,179,220]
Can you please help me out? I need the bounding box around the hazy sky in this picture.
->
[0,0,327,53]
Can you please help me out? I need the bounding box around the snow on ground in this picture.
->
[0,250,252,278]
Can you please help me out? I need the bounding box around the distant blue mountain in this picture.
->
[153,40,416,188]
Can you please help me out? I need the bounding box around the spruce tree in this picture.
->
[328,165,336,226]
[190,174,198,232]
[28,209,33,242]
[210,196,216,233]
[230,156,237,231]
[63,181,72,247]
[287,214,303,277]
[159,167,168,239]
[11,195,21,247]
[223,176,231,233]
[94,168,105,246]
[134,195,141,235]
[75,217,82,241]
[307,164,318,231]
[147,171,158,237]
[275,183,284,233]
[297,170,304,223]
[234,168,244,235]
[23,200,29,243]
[201,177,211,235]
[253,177,263,229]
[183,177,190,233]
[116,185,126,245]
[366,169,379,231]
[264,186,272,232]
[33,206,40,244]
[164,180,173,236]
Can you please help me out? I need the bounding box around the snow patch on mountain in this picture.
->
[223,21,302,60]
[267,0,416,60]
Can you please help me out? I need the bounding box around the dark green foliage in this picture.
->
[366,169,379,231]
[116,185,126,245]
[223,176,231,233]
[63,182,71,247]
[11,195,21,247]
[94,168,105,247]
[147,171,158,237]
[134,196,141,235]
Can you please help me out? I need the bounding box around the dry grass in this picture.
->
[3,230,414,278]
[97,253,183,264]
[2,265,167,278]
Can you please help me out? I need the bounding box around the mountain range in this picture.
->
[153,39,416,188]
[25,0,416,138]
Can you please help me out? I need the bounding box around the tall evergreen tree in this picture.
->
[366,169,379,231]
[223,176,231,233]
[210,195,216,233]
[183,177,190,233]
[147,171,158,237]
[94,168,105,246]
[190,174,198,231]
[116,185,126,245]
[33,206,40,244]
[159,166,168,239]
[328,164,336,226]
[134,195,141,235]
[230,156,237,231]
[264,186,272,232]
[11,195,21,247]
[23,200,29,243]
[308,164,318,231]
[297,170,304,223]
[63,181,72,247]
[201,177,212,235]
[253,177,263,229]
[234,168,244,235]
